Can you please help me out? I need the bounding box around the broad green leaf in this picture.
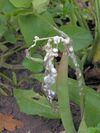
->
[0,0,33,15]
[14,72,100,126]
[4,29,17,43]
[0,24,7,37]
[88,127,100,133]
[84,91,100,126]
[0,14,7,37]
[18,12,55,45]
[1,0,16,15]
[97,123,100,128]
[23,56,43,73]
[68,78,100,127]
[60,25,93,51]
[14,89,60,118]
[0,0,7,10]
[32,0,49,14]
[0,14,7,24]
[9,0,32,8]
[78,117,88,133]
[34,74,100,126]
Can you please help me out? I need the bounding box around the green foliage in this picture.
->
[9,0,32,8]
[60,25,93,51]
[32,0,49,14]
[4,28,17,43]
[78,117,88,133]
[14,89,60,118]
[68,78,100,127]
[0,1,100,132]
[23,56,43,73]
[88,125,100,133]
[14,71,100,127]
[18,12,54,45]
[0,0,16,14]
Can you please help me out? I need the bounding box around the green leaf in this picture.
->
[60,25,93,51]
[88,127,100,133]
[23,56,43,73]
[34,74,100,127]
[0,0,7,10]
[0,14,7,37]
[84,91,100,126]
[18,12,55,45]
[78,117,88,133]
[0,24,7,37]
[4,29,17,43]
[97,123,100,128]
[38,74,100,127]
[32,0,49,14]
[68,78,100,127]
[1,0,16,15]
[14,73,100,126]
[14,89,60,118]
[9,0,32,8]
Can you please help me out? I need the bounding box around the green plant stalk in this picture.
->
[53,26,85,118]
[0,72,12,83]
[92,0,100,62]
[0,88,7,96]
[72,0,89,30]
[57,50,76,133]
[88,0,100,63]
[12,72,17,86]
[67,0,76,25]
[94,0,100,40]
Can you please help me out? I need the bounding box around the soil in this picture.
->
[0,48,81,133]
[0,95,80,133]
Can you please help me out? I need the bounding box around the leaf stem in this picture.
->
[57,50,76,133]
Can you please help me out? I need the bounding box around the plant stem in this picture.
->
[0,72,12,83]
[53,26,85,118]
[72,0,89,30]
[57,50,76,133]
[88,0,100,63]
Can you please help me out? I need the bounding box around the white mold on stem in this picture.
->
[26,34,84,104]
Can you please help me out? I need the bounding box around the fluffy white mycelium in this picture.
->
[42,36,70,102]
[26,34,84,103]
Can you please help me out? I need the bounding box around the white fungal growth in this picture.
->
[43,39,59,102]
[63,37,70,44]
[26,34,84,103]
[53,36,61,44]
[34,36,39,40]
[42,36,72,102]
[69,46,74,52]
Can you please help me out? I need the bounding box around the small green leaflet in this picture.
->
[14,89,60,118]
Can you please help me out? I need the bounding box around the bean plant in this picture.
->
[0,0,100,133]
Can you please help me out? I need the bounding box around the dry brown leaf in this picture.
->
[0,113,24,131]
